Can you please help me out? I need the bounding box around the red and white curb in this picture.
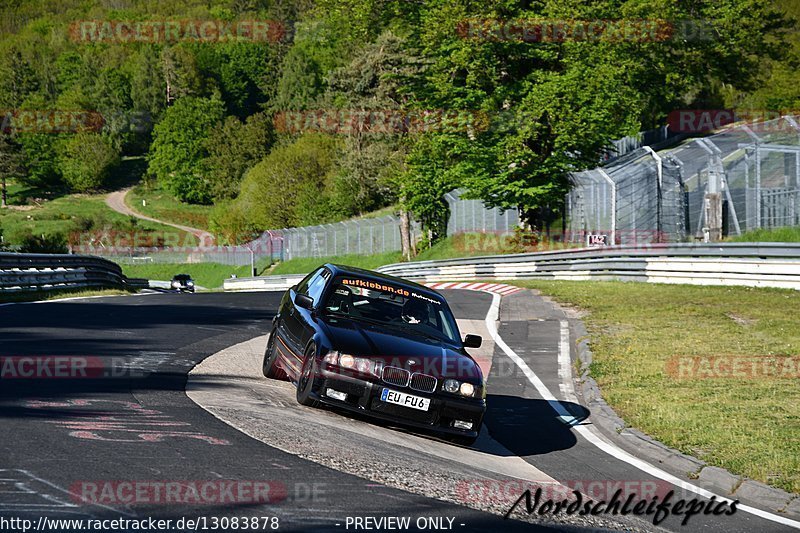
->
[423,281,523,296]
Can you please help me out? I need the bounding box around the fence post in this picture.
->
[644,146,663,238]
[597,169,616,245]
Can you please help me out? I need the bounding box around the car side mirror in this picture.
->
[463,334,482,348]
[294,293,314,310]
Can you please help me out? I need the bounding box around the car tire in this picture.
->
[296,345,320,408]
[262,330,286,380]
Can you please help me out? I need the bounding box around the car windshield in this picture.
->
[323,276,460,344]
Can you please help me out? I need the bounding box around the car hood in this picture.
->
[320,316,482,381]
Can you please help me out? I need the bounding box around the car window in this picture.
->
[296,268,322,295]
[323,276,459,344]
[307,269,330,304]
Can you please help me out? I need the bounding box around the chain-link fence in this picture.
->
[88,231,284,267]
[445,189,519,234]
[567,115,800,243]
[280,215,420,261]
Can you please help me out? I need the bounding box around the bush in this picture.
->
[208,201,260,245]
[59,133,120,192]
[18,231,68,254]
[235,133,339,229]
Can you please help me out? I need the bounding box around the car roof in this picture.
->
[325,263,442,299]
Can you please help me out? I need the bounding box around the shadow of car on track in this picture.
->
[482,394,588,457]
[273,391,588,457]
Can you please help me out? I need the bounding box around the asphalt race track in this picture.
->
[0,290,795,532]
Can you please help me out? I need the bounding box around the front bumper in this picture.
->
[312,366,485,438]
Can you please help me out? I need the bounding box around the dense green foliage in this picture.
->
[59,133,119,191]
[0,0,797,246]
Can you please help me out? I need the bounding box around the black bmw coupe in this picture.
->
[262,264,486,446]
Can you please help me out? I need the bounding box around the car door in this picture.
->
[295,268,331,351]
[282,268,324,358]
[276,269,318,374]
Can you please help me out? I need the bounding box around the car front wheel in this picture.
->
[262,329,286,380]
[296,346,320,408]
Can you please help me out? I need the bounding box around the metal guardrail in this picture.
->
[223,274,305,292]
[0,252,132,293]
[376,243,800,290]
[220,243,800,292]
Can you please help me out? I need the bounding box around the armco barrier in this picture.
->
[220,243,800,292]
[223,274,305,292]
[376,243,800,290]
[0,252,131,293]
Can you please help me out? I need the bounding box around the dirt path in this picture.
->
[105,188,215,246]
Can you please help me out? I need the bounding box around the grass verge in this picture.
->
[728,226,800,242]
[127,185,213,231]
[0,179,196,247]
[510,280,800,494]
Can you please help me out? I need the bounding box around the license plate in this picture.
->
[380,388,430,412]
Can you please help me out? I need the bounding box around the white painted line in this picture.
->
[437,282,457,289]
[484,294,579,427]
[451,282,471,289]
[487,292,800,530]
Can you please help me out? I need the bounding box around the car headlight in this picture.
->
[187,281,195,286]
[444,378,476,397]
[323,351,380,376]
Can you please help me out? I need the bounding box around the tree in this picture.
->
[161,46,203,104]
[408,0,791,231]
[234,133,339,229]
[203,111,275,201]
[18,133,62,188]
[131,46,166,121]
[324,31,426,217]
[147,96,225,204]
[0,133,25,208]
[0,47,38,107]
[58,133,119,192]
